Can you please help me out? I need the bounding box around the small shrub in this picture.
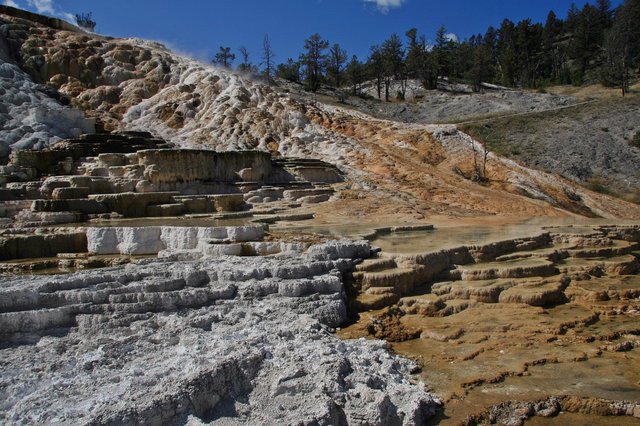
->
[631,131,640,148]
[587,175,612,195]
[336,90,348,104]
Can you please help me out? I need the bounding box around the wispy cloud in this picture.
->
[27,0,54,14]
[363,0,406,14]
[15,0,76,23]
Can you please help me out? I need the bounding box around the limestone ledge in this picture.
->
[86,225,267,256]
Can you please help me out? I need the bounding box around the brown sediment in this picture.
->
[338,224,640,425]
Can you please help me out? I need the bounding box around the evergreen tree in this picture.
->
[601,0,640,95]
[367,45,385,99]
[327,43,347,88]
[497,19,517,86]
[404,28,436,89]
[566,2,580,32]
[542,11,565,83]
[301,33,329,92]
[276,58,301,83]
[345,55,364,95]
[470,36,493,91]
[515,19,544,87]
[434,25,452,83]
[381,33,404,100]
[75,12,96,32]
[213,46,235,68]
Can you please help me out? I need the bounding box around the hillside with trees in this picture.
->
[224,0,639,97]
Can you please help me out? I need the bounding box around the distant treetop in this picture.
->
[75,12,96,32]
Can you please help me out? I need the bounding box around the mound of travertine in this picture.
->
[0,239,438,425]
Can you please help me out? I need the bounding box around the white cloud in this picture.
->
[21,0,75,24]
[61,11,75,22]
[3,0,21,7]
[363,0,406,13]
[446,33,459,43]
[27,0,54,14]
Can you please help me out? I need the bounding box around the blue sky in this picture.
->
[3,0,623,66]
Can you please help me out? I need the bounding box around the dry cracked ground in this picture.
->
[1,6,640,425]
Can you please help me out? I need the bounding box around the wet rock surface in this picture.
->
[340,225,640,424]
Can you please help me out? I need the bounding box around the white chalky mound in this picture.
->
[0,240,437,425]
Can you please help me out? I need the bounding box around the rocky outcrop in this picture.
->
[341,225,640,425]
[0,228,86,260]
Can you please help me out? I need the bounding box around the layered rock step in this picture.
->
[347,226,640,318]
[0,239,371,335]
[449,258,558,281]
[1,133,345,225]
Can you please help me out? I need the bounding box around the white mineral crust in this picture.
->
[0,240,437,425]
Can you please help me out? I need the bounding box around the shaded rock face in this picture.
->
[0,240,437,425]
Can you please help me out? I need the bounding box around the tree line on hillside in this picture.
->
[211,0,640,97]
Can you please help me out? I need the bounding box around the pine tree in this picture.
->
[367,45,385,99]
[75,12,96,32]
[542,11,565,83]
[405,28,436,90]
[213,46,235,68]
[381,33,404,101]
[602,0,640,95]
[301,33,329,92]
[434,25,452,83]
[276,58,301,83]
[497,19,517,86]
[327,43,347,88]
[345,55,364,95]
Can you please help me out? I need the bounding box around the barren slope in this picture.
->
[461,95,640,202]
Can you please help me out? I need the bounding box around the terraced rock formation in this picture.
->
[0,237,439,424]
[340,225,640,424]
[1,6,640,425]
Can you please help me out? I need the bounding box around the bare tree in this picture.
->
[468,134,490,182]
[239,46,250,66]
[237,46,257,74]
[262,34,276,82]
